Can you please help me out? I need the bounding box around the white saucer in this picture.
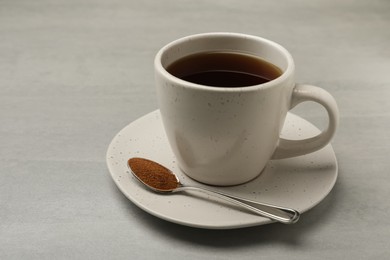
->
[106,110,338,229]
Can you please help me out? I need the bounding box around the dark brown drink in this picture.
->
[166,51,282,88]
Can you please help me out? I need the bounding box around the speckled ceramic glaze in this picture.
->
[155,33,339,185]
[106,110,338,229]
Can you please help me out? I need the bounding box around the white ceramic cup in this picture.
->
[155,32,339,186]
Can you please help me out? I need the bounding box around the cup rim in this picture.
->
[154,32,294,92]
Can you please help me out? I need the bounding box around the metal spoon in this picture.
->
[128,157,300,224]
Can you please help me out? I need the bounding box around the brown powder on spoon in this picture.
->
[128,157,179,191]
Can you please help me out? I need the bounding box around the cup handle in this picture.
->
[272,84,339,159]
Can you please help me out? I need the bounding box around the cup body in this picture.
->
[155,33,295,186]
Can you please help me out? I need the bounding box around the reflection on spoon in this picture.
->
[128,157,300,224]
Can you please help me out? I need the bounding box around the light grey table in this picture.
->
[1,0,389,259]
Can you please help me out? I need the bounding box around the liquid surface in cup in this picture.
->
[166,51,283,87]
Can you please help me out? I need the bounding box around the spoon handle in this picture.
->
[176,186,300,224]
